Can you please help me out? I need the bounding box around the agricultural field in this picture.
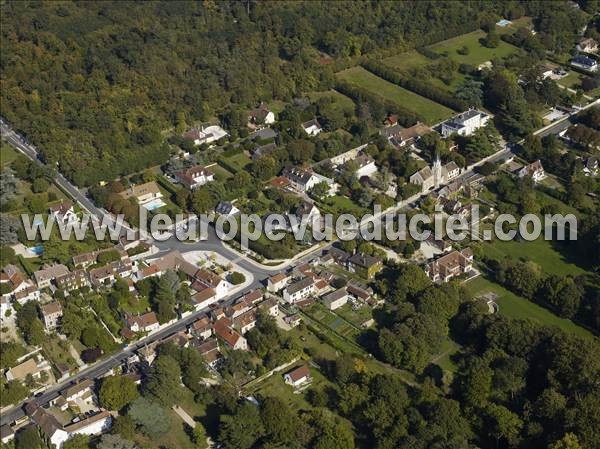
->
[336,66,455,124]
[427,30,520,66]
[466,276,594,339]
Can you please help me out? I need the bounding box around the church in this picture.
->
[409,156,461,192]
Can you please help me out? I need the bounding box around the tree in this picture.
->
[549,433,583,449]
[128,397,170,438]
[143,354,183,406]
[99,375,139,411]
[97,434,137,449]
[288,140,315,163]
[190,187,215,215]
[16,426,43,449]
[484,30,500,48]
[260,397,297,446]
[218,402,265,449]
[111,415,136,440]
[62,434,91,449]
[0,213,20,244]
[192,424,208,449]
[0,168,18,207]
[485,403,523,447]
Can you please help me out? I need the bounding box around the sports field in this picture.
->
[336,66,454,124]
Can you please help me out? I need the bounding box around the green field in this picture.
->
[382,50,432,72]
[336,66,454,124]
[218,152,252,173]
[307,90,356,115]
[382,51,467,92]
[335,303,373,328]
[1,143,18,167]
[318,194,369,218]
[484,236,586,277]
[427,30,520,66]
[208,163,234,180]
[467,276,594,339]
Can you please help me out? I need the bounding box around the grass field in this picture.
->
[208,163,234,180]
[334,303,373,328]
[318,194,369,218]
[0,143,18,167]
[484,236,586,277]
[336,66,454,124]
[218,152,252,173]
[427,30,519,66]
[307,90,356,115]
[466,276,594,339]
[382,50,467,93]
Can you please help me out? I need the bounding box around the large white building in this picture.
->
[441,109,490,137]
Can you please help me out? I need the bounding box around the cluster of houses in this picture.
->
[265,247,381,314]
[0,378,112,448]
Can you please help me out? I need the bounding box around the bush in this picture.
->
[230,272,245,285]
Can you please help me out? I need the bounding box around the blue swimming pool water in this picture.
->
[31,245,44,255]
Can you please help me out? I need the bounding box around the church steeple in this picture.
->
[433,152,442,189]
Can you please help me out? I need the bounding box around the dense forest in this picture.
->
[0,0,589,185]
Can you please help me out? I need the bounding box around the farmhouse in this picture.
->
[440,109,490,137]
[283,364,311,387]
[425,248,474,282]
[175,165,214,190]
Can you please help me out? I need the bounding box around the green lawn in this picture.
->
[336,66,455,124]
[318,194,369,218]
[208,163,234,180]
[334,303,373,329]
[484,236,586,277]
[218,152,252,173]
[427,30,520,66]
[466,276,594,339]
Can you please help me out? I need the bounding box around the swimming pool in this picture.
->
[29,244,44,256]
[143,199,167,211]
